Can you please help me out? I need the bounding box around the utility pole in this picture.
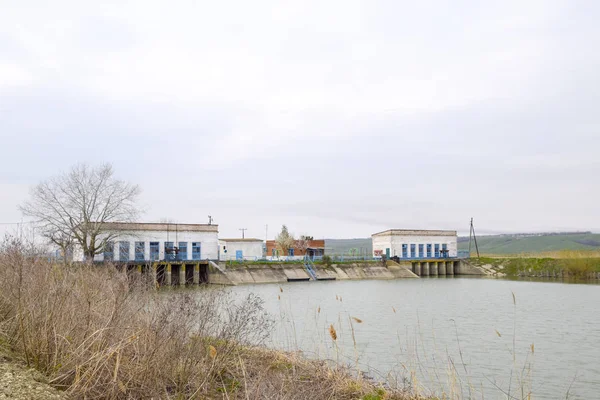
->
[468,218,480,258]
[208,215,213,225]
[239,228,247,239]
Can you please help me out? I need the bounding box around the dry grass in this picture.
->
[0,236,416,400]
[481,249,600,259]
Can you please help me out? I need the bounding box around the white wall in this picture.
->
[75,229,219,262]
[219,240,264,260]
[372,233,457,258]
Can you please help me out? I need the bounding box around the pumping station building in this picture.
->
[72,222,220,286]
[76,222,220,262]
[219,238,264,261]
[372,229,458,259]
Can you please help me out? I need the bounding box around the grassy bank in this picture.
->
[471,250,600,278]
[0,237,415,400]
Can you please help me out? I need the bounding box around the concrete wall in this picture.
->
[77,229,219,262]
[219,240,263,260]
[372,231,457,258]
[209,262,415,285]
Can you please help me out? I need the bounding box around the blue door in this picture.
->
[236,250,243,261]
[385,248,390,258]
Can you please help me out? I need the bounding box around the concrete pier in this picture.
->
[422,262,429,276]
[179,264,186,286]
[446,261,454,275]
[438,262,446,275]
[165,264,172,285]
[193,264,200,284]
[415,262,422,276]
[430,262,438,276]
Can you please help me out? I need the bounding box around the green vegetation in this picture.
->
[470,254,600,278]
[458,232,600,255]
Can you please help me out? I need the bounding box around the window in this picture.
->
[103,241,114,261]
[178,242,187,261]
[402,244,408,258]
[150,242,159,261]
[135,242,145,261]
[426,244,432,258]
[192,242,201,260]
[165,242,175,261]
[288,248,294,256]
[119,241,130,262]
[410,244,416,258]
[418,244,424,258]
[434,244,440,258]
[442,243,448,258]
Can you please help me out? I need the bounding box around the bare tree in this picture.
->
[275,225,295,257]
[20,163,141,262]
[295,235,313,255]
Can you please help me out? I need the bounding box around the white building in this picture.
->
[372,229,457,259]
[219,238,264,261]
[74,222,219,262]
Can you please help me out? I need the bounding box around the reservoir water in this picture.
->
[210,277,600,399]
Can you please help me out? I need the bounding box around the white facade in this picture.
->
[219,239,264,260]
[74,222,219,262]
[372,229,457,259]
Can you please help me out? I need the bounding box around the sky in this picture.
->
[1,0,599,240]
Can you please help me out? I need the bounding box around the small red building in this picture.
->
[265,239,325,259]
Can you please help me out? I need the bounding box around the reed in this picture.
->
[0,236,416,399]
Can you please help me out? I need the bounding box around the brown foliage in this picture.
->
[0,236,414,399]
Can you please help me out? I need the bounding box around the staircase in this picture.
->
[303,256,318,280]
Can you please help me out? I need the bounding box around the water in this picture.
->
[199,277,600,399]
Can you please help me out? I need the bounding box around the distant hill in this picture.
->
[458,232,600,254]
[325,238,372,256]
[325,232,600,256]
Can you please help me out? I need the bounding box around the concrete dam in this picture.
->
[118,259,484,286]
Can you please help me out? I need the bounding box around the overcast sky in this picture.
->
[1,0,599,240]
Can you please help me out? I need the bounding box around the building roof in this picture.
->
[372,229,457,237]
[219,238,263,242]
[101,222,218,232]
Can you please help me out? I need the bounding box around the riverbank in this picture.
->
[0,241,420,399]
[467,256,600,278]
[0,344,65,399]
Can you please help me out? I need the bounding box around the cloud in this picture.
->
[1,0,599,238]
